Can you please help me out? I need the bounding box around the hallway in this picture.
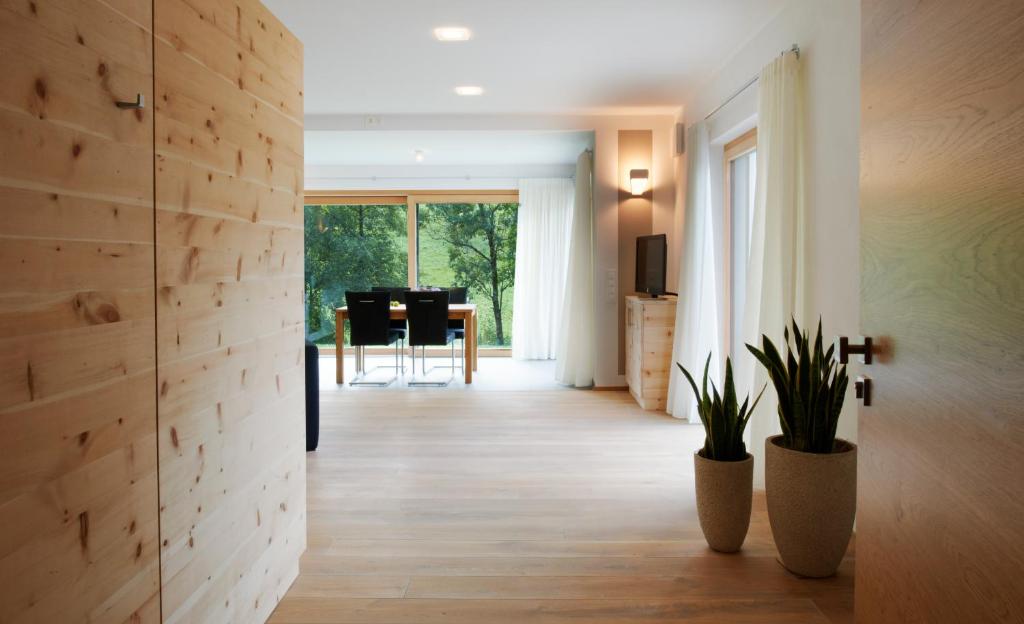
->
[269,363,853,623]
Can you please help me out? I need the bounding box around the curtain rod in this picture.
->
[703,44,800,121]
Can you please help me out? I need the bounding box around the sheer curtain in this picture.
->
[555,150,594,386]
[667,122,725,420]
[512,178,574,360]
[739,50,807,486]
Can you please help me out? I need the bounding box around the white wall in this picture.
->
[305,114,677,388]
[681,0,861,451]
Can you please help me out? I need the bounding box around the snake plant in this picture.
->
[746,319,849,454]
[677,354,765,462]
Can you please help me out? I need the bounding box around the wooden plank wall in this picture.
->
[0,0,161,622]
[152,0,306,621]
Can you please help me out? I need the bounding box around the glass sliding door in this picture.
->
[724,129,757,363]
[303,202,408,345]
[416,201,519,348]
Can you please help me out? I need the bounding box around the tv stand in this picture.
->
[624,295,677,411]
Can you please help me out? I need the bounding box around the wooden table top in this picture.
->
[337,303,477,317]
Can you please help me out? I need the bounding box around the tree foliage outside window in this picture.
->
[304,204,407,344]
[417,202,518,346]
[302,200,518,348]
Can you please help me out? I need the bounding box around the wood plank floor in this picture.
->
[270,359,853,623]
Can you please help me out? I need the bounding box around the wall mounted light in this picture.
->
[454,85,484,96]
[414,149,425,163]
[629,169,650,196]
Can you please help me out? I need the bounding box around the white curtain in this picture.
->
[555,150,594,386]
[512,178,574,360]
[739,51,807,486]
[667,122,725,420]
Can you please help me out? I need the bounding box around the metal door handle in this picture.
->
[855,375,872,406]
[115,93,145,109]
[835,335,873,364]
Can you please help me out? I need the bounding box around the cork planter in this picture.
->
[694,451,753,553]
[765,435,857,577]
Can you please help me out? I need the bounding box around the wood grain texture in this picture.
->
[153,0,305,621]
[0,0,159,621]
[269,381,852,623]
[859,0,1024,621]
[625,296,676,410]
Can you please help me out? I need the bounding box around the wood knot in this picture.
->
[26,362,35,401]
[78,511,89,551]
[34,78,46,99]
[71,143,82,158]
[170,426,179,448]
[96,62,106,76]
[77,431,89,447]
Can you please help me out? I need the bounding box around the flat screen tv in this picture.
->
[635,234,667,297]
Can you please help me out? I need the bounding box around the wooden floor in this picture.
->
[270,362,853,623]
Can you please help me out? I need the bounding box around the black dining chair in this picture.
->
[372,286,411,336]
[345,291,405,386]
[405,290,457,386]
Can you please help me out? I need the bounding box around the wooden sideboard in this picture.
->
[625,295,677,410]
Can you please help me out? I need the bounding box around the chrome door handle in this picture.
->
[834,336,873,364]
[115,93,145,109]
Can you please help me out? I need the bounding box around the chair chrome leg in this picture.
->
[408,343,455,387]
[349,343,399,387]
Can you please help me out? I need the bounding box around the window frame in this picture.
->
[304,190,520,290]
[303,190,521,355]
[722,129,757,359]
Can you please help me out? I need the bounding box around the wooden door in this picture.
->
[0,0,159,621]
[858,0,1024,621]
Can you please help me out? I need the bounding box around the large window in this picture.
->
[304,202,408,344]
[724,129,757,362]
[416,202,518,347]
[303,193,519,349]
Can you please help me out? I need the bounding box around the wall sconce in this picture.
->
[629,169,650,196]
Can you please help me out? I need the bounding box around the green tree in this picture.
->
[304,204,407,342]
[420,203,517,345]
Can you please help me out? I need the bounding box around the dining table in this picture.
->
[335,303,479,384]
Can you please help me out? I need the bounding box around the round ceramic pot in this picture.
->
[765,435,857,577]
[694,451,753,553]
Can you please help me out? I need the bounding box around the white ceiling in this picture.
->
[263,0,787,115]
[305,130,593,166]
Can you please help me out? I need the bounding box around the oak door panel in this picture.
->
[858,0,1024,621]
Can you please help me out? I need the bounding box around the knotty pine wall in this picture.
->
[0,0,305,621]
[152,0,305,622]
[0,0,161,621]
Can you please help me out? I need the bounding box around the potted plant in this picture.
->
[747,319,856,578]
[677,354,764,553]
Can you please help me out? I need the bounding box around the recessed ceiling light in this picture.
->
[454,85,484,96]
[414,150,425,163]
[434,26,471,42]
